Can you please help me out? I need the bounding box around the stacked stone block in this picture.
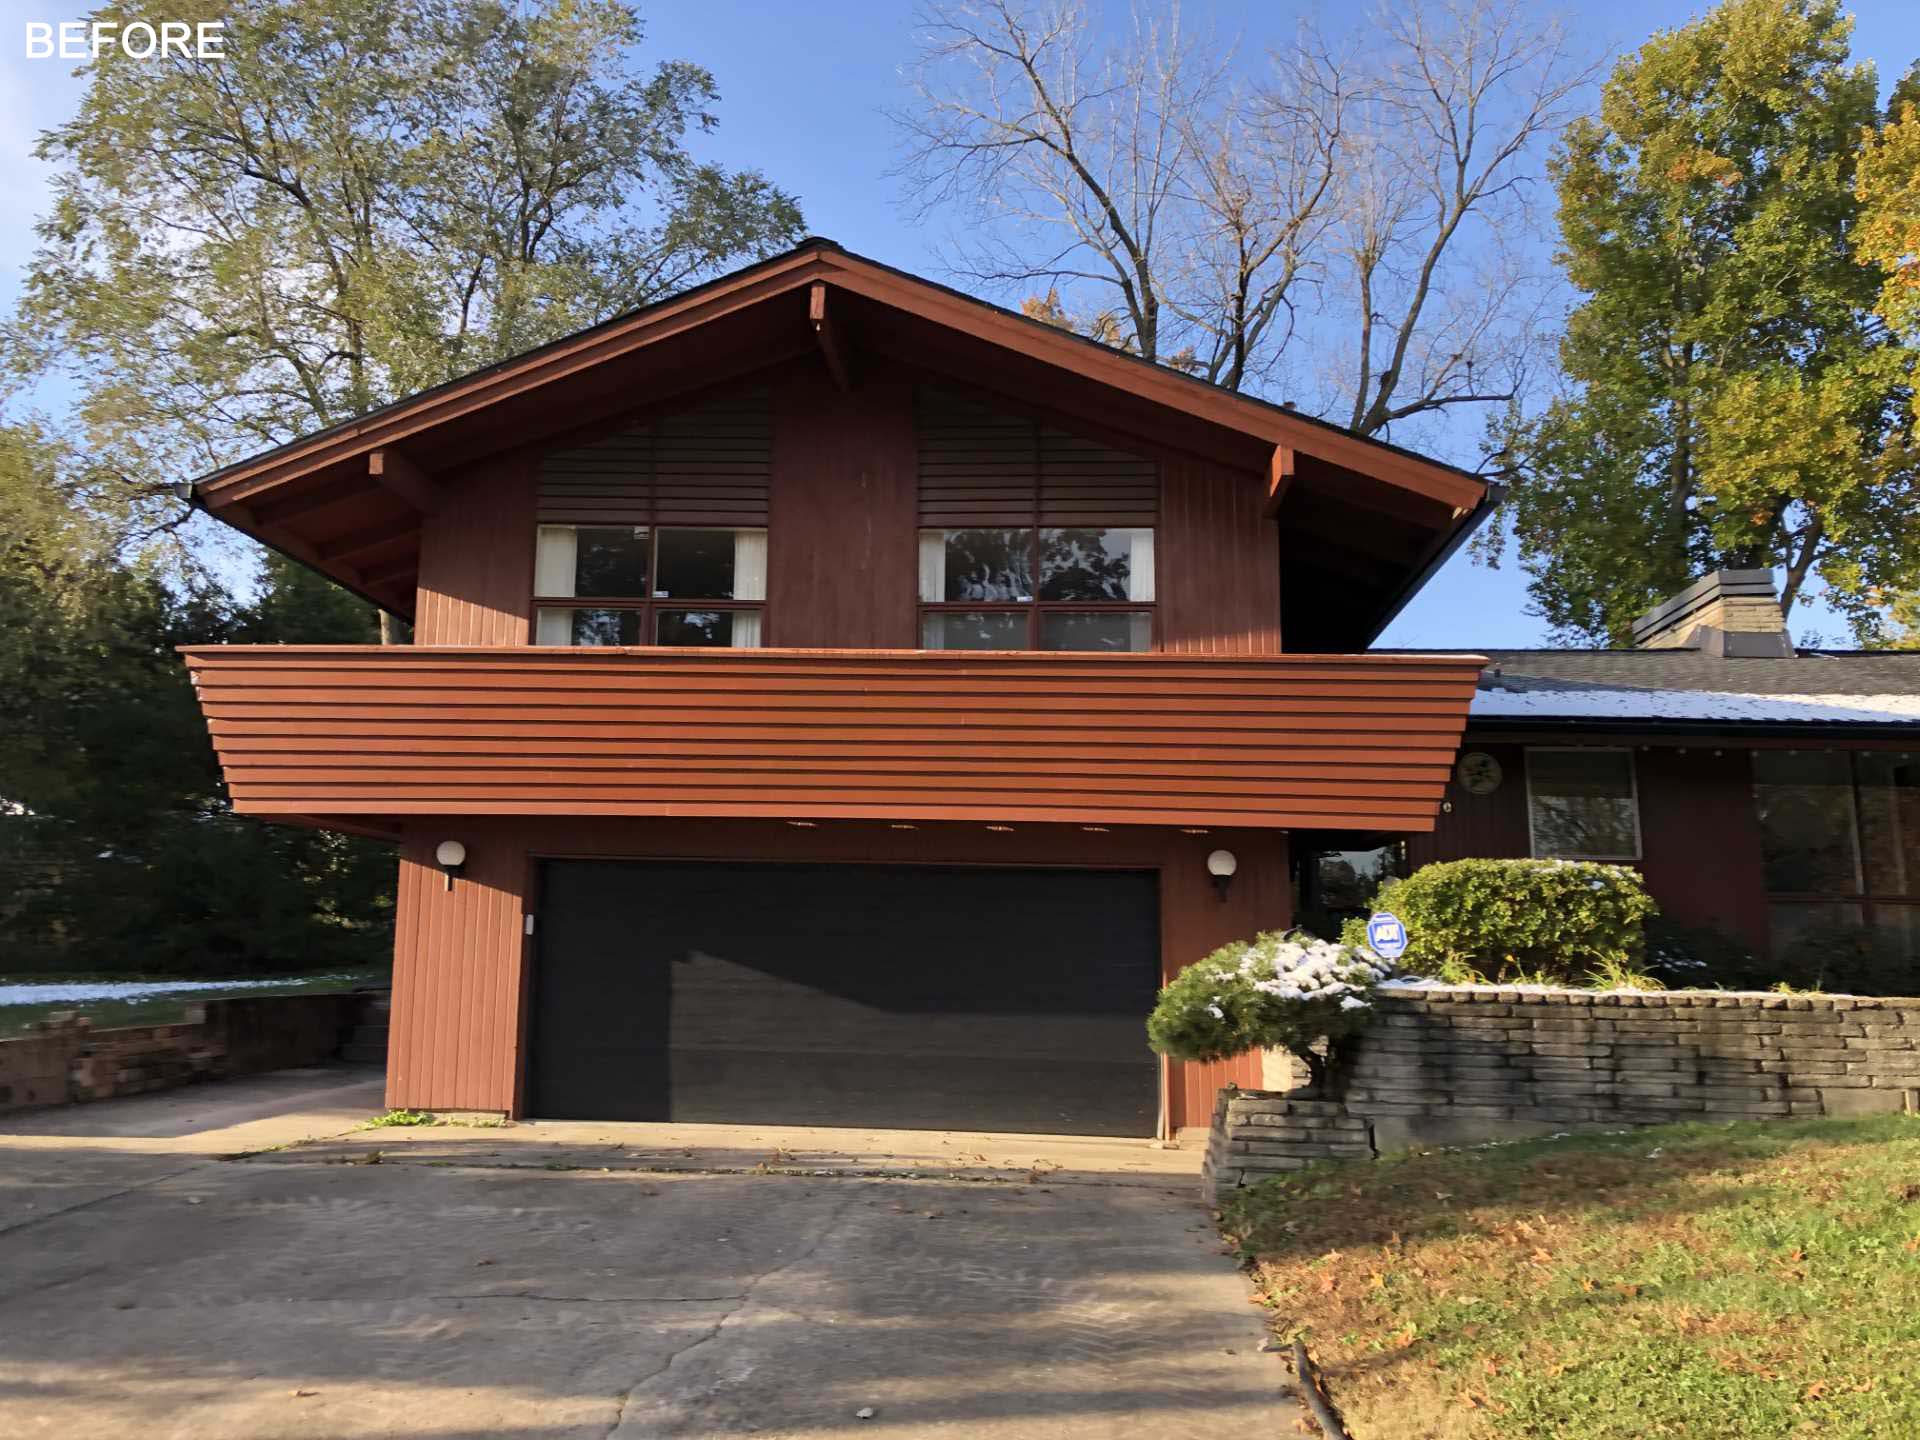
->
[1205,989,1920,1202]
[1202,1091,1375,1201]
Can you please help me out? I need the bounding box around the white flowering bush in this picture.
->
[1146,929,1393,1089]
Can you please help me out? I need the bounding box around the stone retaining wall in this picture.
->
[0,992,373,1113]
[1204,988,1920,1202]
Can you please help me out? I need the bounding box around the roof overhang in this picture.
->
[188,239,1490,635]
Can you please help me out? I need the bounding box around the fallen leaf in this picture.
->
[290,1388,317,1399]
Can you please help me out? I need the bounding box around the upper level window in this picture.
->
[1526,748,1640,861]
[533,525,766,647]
[918,526,1155,651]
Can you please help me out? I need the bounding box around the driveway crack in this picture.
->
[602,1184,865,1437]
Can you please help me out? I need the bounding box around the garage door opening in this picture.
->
[527,861,1160,1136]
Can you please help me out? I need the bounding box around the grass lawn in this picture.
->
[0,970,385,1037]
[1221,1114,1920,1439]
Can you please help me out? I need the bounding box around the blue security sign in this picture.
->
[1365,911,1409,961]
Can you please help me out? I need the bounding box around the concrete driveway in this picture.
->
[0,1072,1297,1437]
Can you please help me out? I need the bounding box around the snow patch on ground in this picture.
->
[0,976,357,1006]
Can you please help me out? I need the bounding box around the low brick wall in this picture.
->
[0,991,372,1113]
[1204,988,1920,1202]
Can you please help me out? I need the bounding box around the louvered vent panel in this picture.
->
[655,389,771,525]
[537,390,771,527]
[916,387,1157,528]
[1039,428,1157,526]
[537,434,651,524]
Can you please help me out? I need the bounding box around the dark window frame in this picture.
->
[918,525,1157,652]
[1524,745,1644,863]
[532,524,766,647]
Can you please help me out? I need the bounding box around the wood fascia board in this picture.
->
[815,259,1486,511]
[808,282,854,392]
[367,448,444,514]
[198,253,837,507]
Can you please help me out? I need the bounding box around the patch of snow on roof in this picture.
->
[1471,688,1920,725]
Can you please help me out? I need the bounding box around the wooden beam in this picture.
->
[318,521,417,564]
[368,447,444,515]
[245,476,381,529]
[809,282,854,392]
[361,553,419,587]
[228,501,370,589]
[1265,444,1295,515]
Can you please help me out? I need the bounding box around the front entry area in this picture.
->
[527,860,1161,1136]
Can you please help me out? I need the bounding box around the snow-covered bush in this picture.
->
[1146,929,1392,1089]
[1338,857,1658,986]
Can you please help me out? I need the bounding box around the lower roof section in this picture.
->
[179,645,1485,831]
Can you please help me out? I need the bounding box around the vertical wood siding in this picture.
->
[1406,741,1531,869]
[1634,747,1769,954]
[413,454,537,645]
[767,369,918,648]
[382,816,1289,1130]
[386,832,528,1112]
[1158,457,1283,654]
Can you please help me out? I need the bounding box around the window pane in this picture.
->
[924,529,1034,602]
[921,611,1027,650]
[1317,844,1407,916]
[656,528,750,600]
[1871,905,1920,971]
[1037,610,1152,652]
[1528,749,1638,859]
[569,527,650,598]
[1754,750,1861,894]
[537,607,643,646]
[1857,753,1920,897]
[1039,528,1151,601]
[656,609,735,647]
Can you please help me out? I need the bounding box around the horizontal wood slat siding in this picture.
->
[537,389,770,527]
[182,646,1483,829]
[916,388,1158,528]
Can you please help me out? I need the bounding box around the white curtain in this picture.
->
[733,529,768,601]
[534,607,574,647]
[1126,528,1156,602]
[731,611,763,648]
[534,526,578,598]
[918,530,947,603]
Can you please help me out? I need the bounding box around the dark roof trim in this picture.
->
[1362,481,1505,647]
[1467,717,1920,740]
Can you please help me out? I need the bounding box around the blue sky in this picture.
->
[3,1,1917,647]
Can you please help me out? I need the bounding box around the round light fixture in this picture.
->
[1206,848,1237,901]
[435,840,467,869]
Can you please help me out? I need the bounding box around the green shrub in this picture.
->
[1147,929,1391,1089]
[1337,858,1659,986]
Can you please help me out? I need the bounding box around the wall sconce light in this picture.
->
[435,839,467,892]
[1206,848,1237,902]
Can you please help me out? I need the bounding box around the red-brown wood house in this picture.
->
[179,238,1495,1137]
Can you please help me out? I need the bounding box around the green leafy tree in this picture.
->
[15,0,804,529]
[0,429,392,976]
[1493,0,1919,644]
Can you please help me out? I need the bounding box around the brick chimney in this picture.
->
[1630,570,1793,657]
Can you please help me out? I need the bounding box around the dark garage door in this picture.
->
[528,861,1160,1136]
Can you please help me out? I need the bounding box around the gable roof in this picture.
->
[188,237,1492,641]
